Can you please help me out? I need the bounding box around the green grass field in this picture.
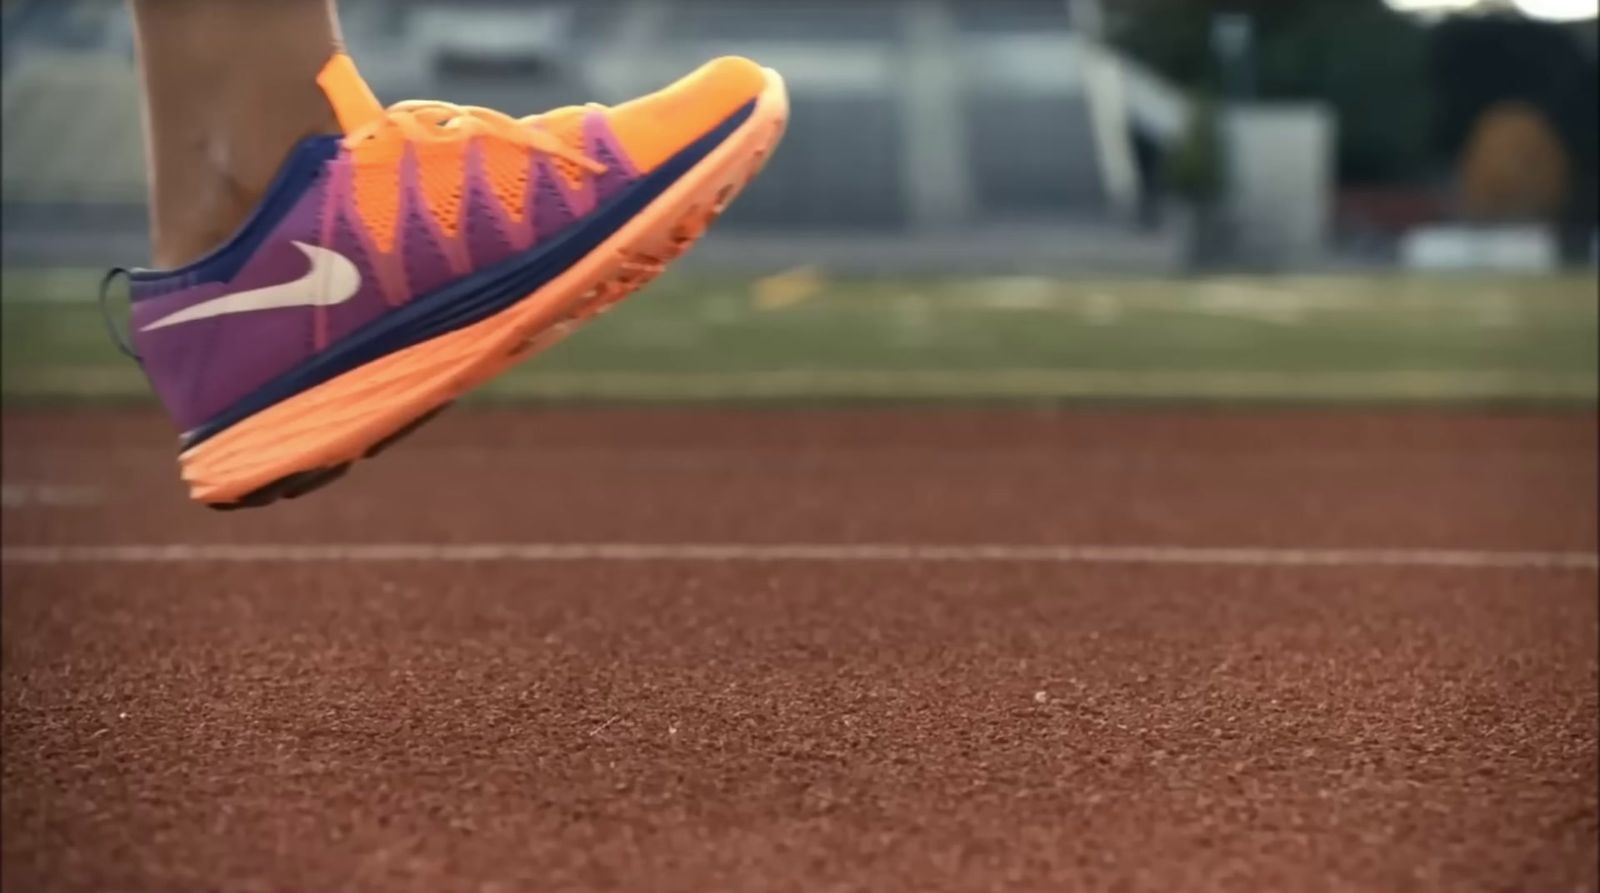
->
[3,268,1595,405]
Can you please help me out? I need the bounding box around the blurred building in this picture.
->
[1,0,1333,273]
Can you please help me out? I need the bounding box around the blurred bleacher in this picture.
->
[2,0,1191,274]
[2,53,144,204]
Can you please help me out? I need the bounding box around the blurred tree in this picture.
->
[1430,15,1595,167]
[1166,92,1228,265]
[1167,92,1225,207]
[1458,101,1571,222]
[1111,0,1433,185]
[1430,14,1597,249]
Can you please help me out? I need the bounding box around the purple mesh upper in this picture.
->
[128,113,642,433]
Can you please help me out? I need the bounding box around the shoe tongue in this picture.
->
[315,52,384,133]
[530,106,592,160]
[534,107,586,138]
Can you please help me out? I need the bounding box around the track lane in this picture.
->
[3,409,1595,551]
[3,408,1595,892]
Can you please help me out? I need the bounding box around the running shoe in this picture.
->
[107,52,787,509]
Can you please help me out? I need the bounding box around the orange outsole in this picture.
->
[179,69,790,506]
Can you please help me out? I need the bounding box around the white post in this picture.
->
[1070,0,1140,222]
[901,0,974,230]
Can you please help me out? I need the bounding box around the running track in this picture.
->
[3,408,1596,892]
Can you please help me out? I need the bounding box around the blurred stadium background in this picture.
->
[2,0,1596,405]
[4,5,1598,888]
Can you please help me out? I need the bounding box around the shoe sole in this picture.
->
[180,69,789,509]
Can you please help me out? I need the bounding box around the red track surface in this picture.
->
[3,408,1596,892]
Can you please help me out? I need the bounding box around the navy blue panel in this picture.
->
[181,99,755,449]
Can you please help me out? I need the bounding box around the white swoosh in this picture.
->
[141,242,361,331]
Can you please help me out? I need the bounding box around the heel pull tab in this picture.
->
[98,267,141,363]
[317,52,384,134]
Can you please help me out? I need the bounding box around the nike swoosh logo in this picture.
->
[141,242,361,331]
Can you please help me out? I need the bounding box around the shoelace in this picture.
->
[345,101,609,174]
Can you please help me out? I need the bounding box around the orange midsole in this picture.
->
[179,69,789,503]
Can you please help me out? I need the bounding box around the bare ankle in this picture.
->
[131,0,344,268]
[147,103,339,269]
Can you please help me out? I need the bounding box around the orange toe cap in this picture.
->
[606,56,769,173]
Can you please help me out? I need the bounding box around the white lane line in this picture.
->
[1,543,1595,570]
[0,483,102,508]
[6,368,1598,401]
